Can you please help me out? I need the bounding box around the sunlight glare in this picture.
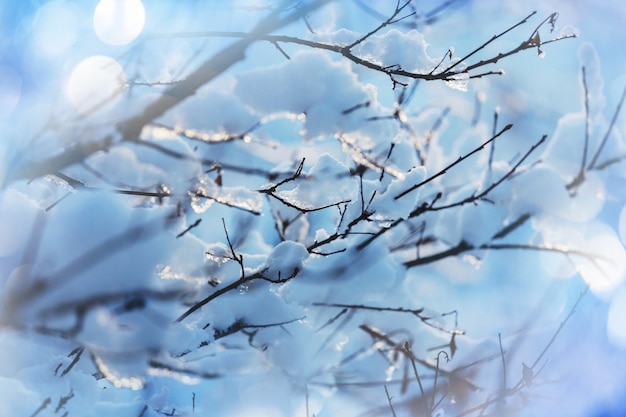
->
[577,229,626,296]
[66,55,125,113]
[93,0,145,45]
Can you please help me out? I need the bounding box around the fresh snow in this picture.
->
[1,1,626,417]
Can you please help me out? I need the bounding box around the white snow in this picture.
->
[2,1,626,417]
[235,50,375,138]
[354,28,439,74]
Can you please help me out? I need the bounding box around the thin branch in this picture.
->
[143,11,575,90]
[489,108,500,170]
[134,138,272,178]
[148,359,221,380]
[61,347,85,377]
[359,325,474,385]
[468,69,505,79]
[150,121,261,145]
[263,191,350,213]
[214,316,304,340]
[498,333,507,395]
[395,124,513,200]
[385,385,398,417]
[593,154,626,170]
[427,134,547,211]
[526,288,588,381]
[404,239,606,268]
[305,384,310,417]
[404,342,426,398]
[589,80,626,170]
[455,287,590,417]
[567,66,590,192]
[33,289,182,338]
[443,11,537,74]
[175,219,245,323]
[5,0,331,186]
[491,213,530,240]
[176,219,202,238]
[348,0,414,50]
[429,49,454,76]
[458,13,576,75]
[431,351,450,412]
[314,302,464,335]
[262,158,305,191]
[259,158,351,212]
[193,189,262,215]
[176,219,302,322]
[338,135,406,179]
[54,389,74,413]
[117,0,332,142]
[29,398,51,417]
[9,218,166,323]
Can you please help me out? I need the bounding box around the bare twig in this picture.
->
[453,287,589,417]
[426,134,547,211]
[512,288,589,391]
[489,108,500,171]
[404,239,606,268]
[566,66,590,193]
[176,219,302,323]
[134,138,273,178]
[404,342,426,398]
[54,389,74,413]
[150,121,261,145]
[117,0,332,142]
[313,302,464,335]
[444,11,538,74]
[176,219,202,238]
[348,0,415,50]
[5,0,331,186]
[395,124,513,200]
[431,351,450,412]
[457,13,575,75]
[61,347,85,377]
[143,11,574,91]
[148,358,221,380]
[192,189,262,215]
[29,398,51,417]
[498,333,507,394]
[491,213,530,240]
[385,384,398,417]
[588,81,626,170]
[213,316,304,340]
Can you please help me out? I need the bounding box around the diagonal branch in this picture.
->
[427,134,546,211]
[442,11,538,74]
[5,0,331,187]
[395,124,513,200]
[588,80,626,170]
[566,66,590,193]
[404,240,610,268]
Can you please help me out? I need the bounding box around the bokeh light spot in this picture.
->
[66,55,126,113]
[607,287,626,349]
[578,228,626,296]
[32,0,79,56]
[0,66,22,118]
[619,203,626,246]
[93,0,145,45]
